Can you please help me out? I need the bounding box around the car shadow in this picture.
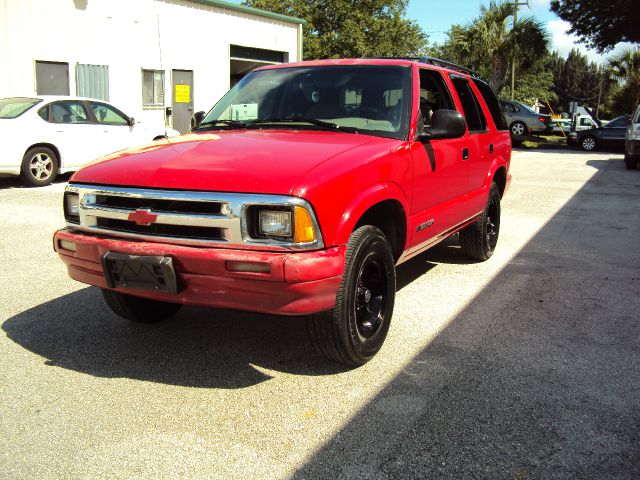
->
[0,172,72,190]
[2,237,470,389]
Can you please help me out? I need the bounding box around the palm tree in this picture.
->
[607,48,640,109]
[436,2,549,94]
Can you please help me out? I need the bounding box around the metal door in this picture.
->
[36,61,70,95]
[172,70,194,133]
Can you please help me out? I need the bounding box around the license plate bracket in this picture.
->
[101,252,179,294]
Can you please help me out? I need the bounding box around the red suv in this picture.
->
[54,58,511,366]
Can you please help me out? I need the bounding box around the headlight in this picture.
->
[248,205,318,244]
[259,210,292,237]
[64,191,80,223]
[569,132,577,138]
[631,125,640,140]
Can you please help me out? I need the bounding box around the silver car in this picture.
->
[499,100,552,137]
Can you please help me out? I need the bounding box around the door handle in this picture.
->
[489,144,494,154]
[462,148,469,160]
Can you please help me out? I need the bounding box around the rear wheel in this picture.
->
[459,182,501,261]
[20,146,58,187]
[101,289,182,323]
[307,226,396,366]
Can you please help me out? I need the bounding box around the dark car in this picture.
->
[568,115,631,151]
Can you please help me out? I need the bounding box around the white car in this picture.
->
[0,96,179,186]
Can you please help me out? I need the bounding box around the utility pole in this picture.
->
[510,0,529,100]
[596,63,604,118]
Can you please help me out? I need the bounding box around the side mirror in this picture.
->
[128,116,135,127]
[419,109,467,141]
[191,111,206,130]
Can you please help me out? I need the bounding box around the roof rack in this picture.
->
[417,56,480,78]
[362,56,480,78]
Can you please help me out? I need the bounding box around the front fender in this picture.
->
[333,182,409,246]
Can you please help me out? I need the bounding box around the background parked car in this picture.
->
[567,115,631,151]
[499,100,552,142]
[551,118,572,135]
[625,105,640,170]
[0,96,180,186]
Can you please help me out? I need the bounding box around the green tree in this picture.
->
[607,48,640,114]
[429,2,549,96]
[550,49,602,113]
[550,0,639,52]
[243,0,427,59]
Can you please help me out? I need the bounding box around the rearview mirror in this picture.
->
[128,116,135,127]
[419,109,467,141]
[191,111,206,130]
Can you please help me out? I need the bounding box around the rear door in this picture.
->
[48,100,102,167]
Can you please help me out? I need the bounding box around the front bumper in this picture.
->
[626,139,640,158]
[53,228,345,316]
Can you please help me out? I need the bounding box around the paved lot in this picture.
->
[1,149,638,479]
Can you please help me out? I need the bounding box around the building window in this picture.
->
[142,69,165,107]
[35,61,70,95]
[76,64,109,101]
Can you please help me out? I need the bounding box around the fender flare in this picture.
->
[333,182,410,246]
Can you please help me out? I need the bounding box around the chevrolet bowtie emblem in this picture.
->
[127,209,157,226]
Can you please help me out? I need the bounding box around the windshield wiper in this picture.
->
[246,116,358,133]
[193,119,249,130]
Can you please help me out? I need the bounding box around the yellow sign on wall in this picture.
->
[175,84,190,103]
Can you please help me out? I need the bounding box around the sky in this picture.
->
[228,0,632,64]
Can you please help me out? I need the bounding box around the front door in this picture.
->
[172,70,194,133]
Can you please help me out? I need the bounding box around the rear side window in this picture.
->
[474,80,508,130]
[451,76,487,132]
[50,101,90,124]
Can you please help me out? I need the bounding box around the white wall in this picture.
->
[0,0,300,127]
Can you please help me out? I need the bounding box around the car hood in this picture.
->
[70,130,382,195]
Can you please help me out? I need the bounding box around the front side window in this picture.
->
[604,117,629,128]
[50,101,90,124]
[0,98,42,119]
[89,102,129,125]
[142,69,165,107]
[418,69,454,128]
[198,65,412,140]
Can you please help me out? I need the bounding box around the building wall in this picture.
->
[0,0,300,127]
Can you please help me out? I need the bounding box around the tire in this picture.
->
[20,146,58,187]
[580,135,598,151]
[101,289,183,323]
[459,182,501,261]
[624,154,638,170]
[307,226,396,366]
[510,121,527,137]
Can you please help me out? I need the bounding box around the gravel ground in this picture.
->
[1,149,638,479]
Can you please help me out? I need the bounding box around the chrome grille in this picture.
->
[65,184,324,250]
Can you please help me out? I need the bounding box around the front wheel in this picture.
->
[459,182,501,261]
[624,154,638,170]
[307,226,396,366]
[580,135,598,151]
[101,289,183,323]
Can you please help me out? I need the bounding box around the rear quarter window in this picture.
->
[473,80,508,131]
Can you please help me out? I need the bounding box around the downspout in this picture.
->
[297,23,303,61]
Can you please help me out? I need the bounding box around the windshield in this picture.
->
[199,65,411,140]
[0,98,41,119]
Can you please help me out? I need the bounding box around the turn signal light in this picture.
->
[294,206,316,243]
